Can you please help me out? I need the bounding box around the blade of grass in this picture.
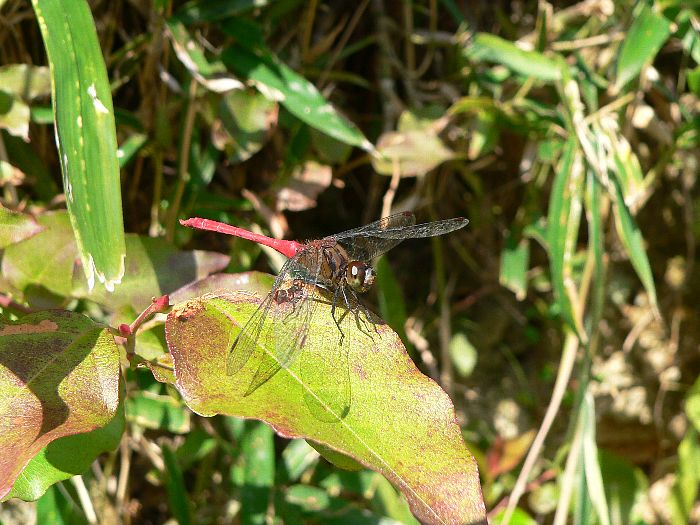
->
[32,0,126,292]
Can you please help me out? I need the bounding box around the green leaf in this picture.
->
[165,288,486,525]
[598,450,648,525]
[281,439,319,482]
[214,89,278,163]
[32,0,126,292]
[0,310,120,500]
[6,399,125,501]
[162,445,191,525]
[126,392,190,434]
[670,427,700,525]
[449,332,477,378]
[240,421,274,525]
[685,374,700,434]
[0,205,44,249]
[166,19,244,92]
[220,44,372,152]
[610,178,658,311]
[36,484,89,525]
[500,234,530,301]
[375,256,409,347]
[615,4,671,90]
[465,33,562,82]
[546,139,586,339]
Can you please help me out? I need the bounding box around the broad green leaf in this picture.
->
[32,0,126,292]
[615,4,671,90]
[465,33,562,82]
[214,89,278,163]
[165,289,486,525]
[0,310,120,500]
[6,399,125,501]
[546,139,586,339]
[126,392,190,434]
[610,179,658,311]
[220,44,372,152]
[500,234,530,301]
[162,445,191,525]
[0,205,44,249]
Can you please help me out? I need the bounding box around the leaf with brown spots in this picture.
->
[0,310,121,500]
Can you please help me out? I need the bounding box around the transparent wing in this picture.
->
[332,212,468,261]
[301,295,352,421]
[243,282,316,395]
[226,256,305,380]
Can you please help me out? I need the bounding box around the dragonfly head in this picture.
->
[345,261,375,293]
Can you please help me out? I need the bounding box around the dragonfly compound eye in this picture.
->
[346,261,376,292]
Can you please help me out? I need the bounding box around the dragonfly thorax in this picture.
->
[345,261,375,293]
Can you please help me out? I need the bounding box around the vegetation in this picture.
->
[1,0,699,523]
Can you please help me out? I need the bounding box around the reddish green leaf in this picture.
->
[165,289,486,525]
[0,310,120,499]
[0,205,44,249]
[5,398,125,501]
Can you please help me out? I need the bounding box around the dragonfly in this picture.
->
[180,211,468,420]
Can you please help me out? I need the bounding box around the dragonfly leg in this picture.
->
[330,286,346,344]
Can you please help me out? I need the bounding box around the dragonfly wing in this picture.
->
[335,215,468,261]
[301,294,352,421]
[226,292,274,376]
[243,282,315,395]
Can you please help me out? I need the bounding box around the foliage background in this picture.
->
[1,0,699,523]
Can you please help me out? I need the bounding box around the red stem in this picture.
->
[180,217,303,259]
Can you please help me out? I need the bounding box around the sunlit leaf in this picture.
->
[6,400,124,501]
[615,4,671,90]
[546,139,586,339]
[0,310,120,499]
[32,0,126,292]
[165,288,486,525]
[500,234,530,301]
[465,33,563,82]
[213,88,278,163]
[220,43,372,152]
[610,179,658,311]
